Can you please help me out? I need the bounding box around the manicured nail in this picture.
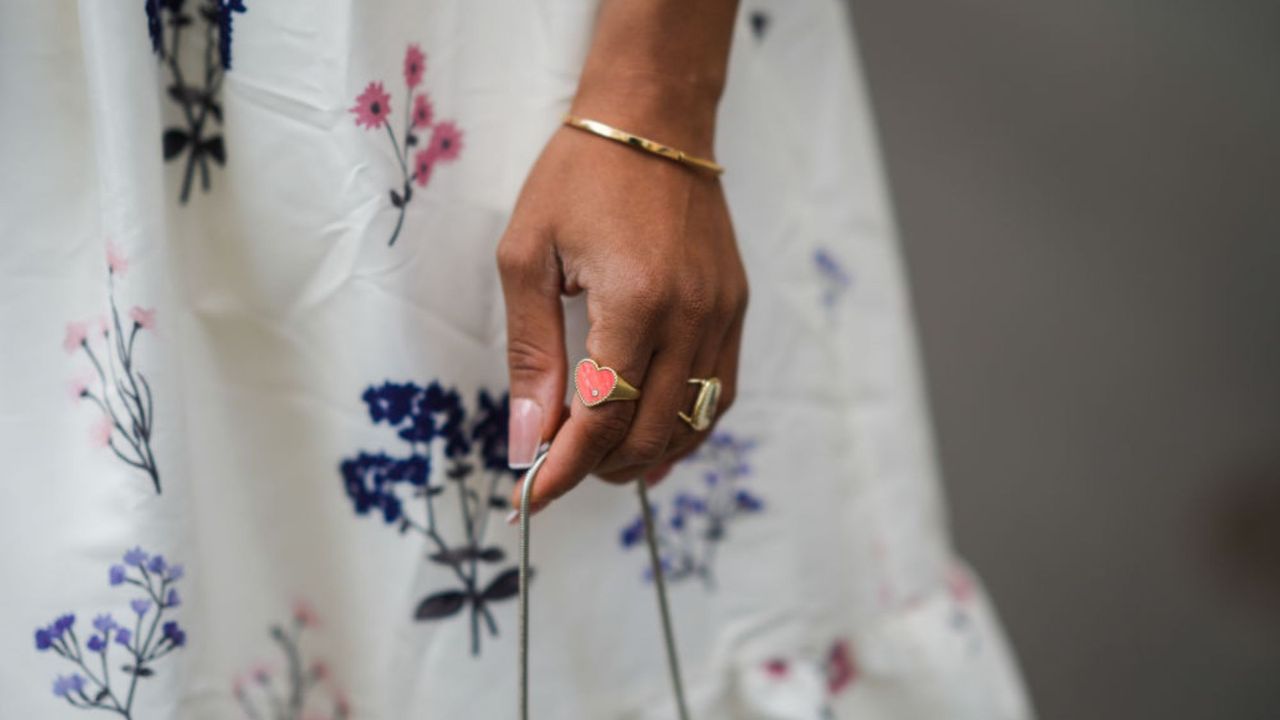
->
[505,510,520,526]
[508,398,543,470]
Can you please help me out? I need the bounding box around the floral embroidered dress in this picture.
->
[1,1,1033,718]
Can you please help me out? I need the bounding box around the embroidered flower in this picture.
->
[68,377,90,401]
[292,599,318,628]
[826,639,857,694]
[162,620,187,647]
[411,93,434,129]
[404,44,426,88]
[426,121,464,163]
[350,82,392,130]
[763,658,789,678]
[130,306,157,331]
[413,149,434,188]
[86,635,106,653]
[166,589,181,608]
[92,614,117,634]
[123,547,148,567]
[52,674,85,698]
[91,415,115,448]
[166,563,185,582]
[131,599,153,617]
[34,628,53,651]
[106,242,129,276]
[217,0,249,70]
[63,322,88,353]
[109,565,126,586]
[114,628,132,647]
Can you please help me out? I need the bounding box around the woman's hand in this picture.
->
[499,103,747,513]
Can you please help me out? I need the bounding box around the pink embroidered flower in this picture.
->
[404,44,426,88]
[91,415,114,448]
[129,306,157,331]
[763,658,789,679]
[95,314,110,337]
[412,149,434,188]
[251,663,272,685]
[426,121,463,163]
[292,599,318,627]
[350,82,392,130]
[411,93,434,129]
[68,377,90,401]
[106,241,129,276]
[947,564,975,605]
[826,640,857,695]
[63,322,88,353]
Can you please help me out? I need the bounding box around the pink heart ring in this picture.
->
[574,358,641,407]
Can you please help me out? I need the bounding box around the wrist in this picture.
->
[570,71,722,158]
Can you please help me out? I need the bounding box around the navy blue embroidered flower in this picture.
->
[340,380,522,655]
[145,0,163,55]
[216,0,248,70]
[34,550,187,717]
[619,431,763,587]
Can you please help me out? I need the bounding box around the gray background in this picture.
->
[845,1,1280,718]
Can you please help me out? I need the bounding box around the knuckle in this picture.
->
[506,335,556,382]
[495,236,546,280]
[584,411,633,454]
[615,431,670,467]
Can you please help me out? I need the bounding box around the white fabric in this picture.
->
[0,0,1033,718]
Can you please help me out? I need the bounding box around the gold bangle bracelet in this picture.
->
[562,115,724,176]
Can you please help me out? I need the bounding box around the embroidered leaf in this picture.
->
[402,184,413,204]
[95,689,110,703]
[120,664,155,677]
[489,496,509,510]
[428,548,473,565]
[390,190,404,208]
[162,129,189,160]
[200,136,226,165]
[414,590,467,620]
[208,101,223,122]
[478,546,506,563]
[480,567,521,602]
[446,462,473,480]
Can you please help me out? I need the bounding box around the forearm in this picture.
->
[571,0,740,156]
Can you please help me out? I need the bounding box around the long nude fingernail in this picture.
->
[508,398,542,470]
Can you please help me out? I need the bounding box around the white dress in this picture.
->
[0,0,1033,718]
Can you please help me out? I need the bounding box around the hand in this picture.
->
[498,112,747,514]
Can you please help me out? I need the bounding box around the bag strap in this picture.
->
[518,446,692,719]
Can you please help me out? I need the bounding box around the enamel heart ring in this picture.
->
[574,358,641,407]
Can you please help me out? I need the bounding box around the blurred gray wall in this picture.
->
[845,1,1280,718]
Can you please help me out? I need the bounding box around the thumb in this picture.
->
[496,229,566,470]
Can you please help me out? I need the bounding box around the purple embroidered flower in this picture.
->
[52,674,85,698]
[123,547,148,567]
[162,621,187,647]
[93,614,117,634]
[52,614,75,637]
[115,628,132,647]
[217,0,249,70]
[166,563,185,582]
[34,628,53,651]
[166,588,181,608]
[86,635,106,653]
[109,564,126,586]
[147,554,167,575]
[131,598,152,617]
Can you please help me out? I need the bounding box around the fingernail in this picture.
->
[505,510,520,526]
[508,398,543,470]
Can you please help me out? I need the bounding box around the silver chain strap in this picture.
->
[518,446,692,719]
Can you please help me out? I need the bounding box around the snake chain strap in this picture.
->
[518,446,691,720]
